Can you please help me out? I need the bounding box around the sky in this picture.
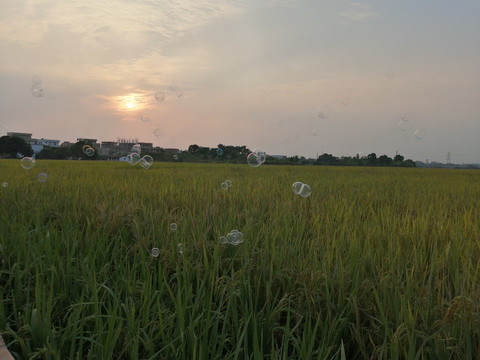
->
[0,0,479,163]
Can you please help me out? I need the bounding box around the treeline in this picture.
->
[0,136,415,167]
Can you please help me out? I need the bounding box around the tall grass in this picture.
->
[0,160,479,359]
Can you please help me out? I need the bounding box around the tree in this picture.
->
[367,153,377,166]
[394,154,404,162]
[0,136,34,158]
[378,154,393,166]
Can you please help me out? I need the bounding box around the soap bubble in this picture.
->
[173,154,178,160]
[151,248,160,257]
[177,243,183,254]
[386,71,396,79]
[170,223,177,232]
[226,230,244,246]
[20,157,35,169]
[127,152,141,165]
[414,128,426,140]
[216,148,223,155]
[2,182,7,188]
[221,182,228,190]
[225,179,232,187]
[154,91,165,102]
[140,155,153,169]
[131,144,141,154]
[292,182,312,198]
[316,105,331,119]
[82,145,95,156]
[247,153,261,167]
[292,182,303,195]
[141,114,150,123]
[31,84,45,97]
[175,89,183,98]
[398,119,411,132]
[247,149,266,167]
[37,173,47,183]
[153,128,164,139]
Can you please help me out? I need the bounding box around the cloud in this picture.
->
[339,2,378,23]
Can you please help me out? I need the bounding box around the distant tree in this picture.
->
[367,153,377,166]
[378,154,393,166]
[394,154,404,162]
[188,144,200,154]
[316,153,338,165]
[0,136,34,158]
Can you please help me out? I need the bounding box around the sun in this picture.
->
[126,102,134,109]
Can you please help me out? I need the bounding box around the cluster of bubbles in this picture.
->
[31,75,45,98]
[220,179,232,191]
[82,145,95,157]
[170,223,177,232]
[397,114,426,140]
[247,149,266,168]
[153,85,183,103]
[126,144,153,169]
[292,182,312,198]
[177,243,183,254]
[316,105,331,119]
[219,230,244,246]
[20,157,36,169]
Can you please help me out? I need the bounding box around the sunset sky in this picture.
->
[1,0,479,163]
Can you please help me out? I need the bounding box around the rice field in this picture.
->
[1,159,479,359]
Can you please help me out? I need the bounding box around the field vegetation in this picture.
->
[1,160,479,359]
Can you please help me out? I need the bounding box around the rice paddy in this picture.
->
[1,160,479,359]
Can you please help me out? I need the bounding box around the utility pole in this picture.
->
[446,152,451,165]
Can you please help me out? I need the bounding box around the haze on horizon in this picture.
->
[0,0,479,163]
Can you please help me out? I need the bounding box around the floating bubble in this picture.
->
[216,148,223,155]
[312,129,324,137]
[37,173,47,183]
[247,153,261,167]
[151,248,160,257]
[298,183,312,198]
[169,85,178,92]
[341,97,351,106]
[31,84,45,97]
[20,157,35,169]
[175,89,183,98]
[153,128,165,139]
[127,152,141,165]
[252,148,266,164]
[292,182,312,198]
[2,182,7,188]
[173,154,178,160]
[85,147,95,156]
[292,181,303,195]
[414,128,426,140]
[221,182,228,190]
[154,91,165,102]
[262,87,273,96]
[82,145,95,156]
[131,144,141,154]
[225,179,232,187]
[140,114,150,123]
[140,155,153,169]
[316,105,331,119]
[226,230,244,246]
[170,223,177,232]
[177,243,183,254]
[32,75,42,84]
[386,71,396,79]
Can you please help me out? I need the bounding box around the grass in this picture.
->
[0,159,479,359]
